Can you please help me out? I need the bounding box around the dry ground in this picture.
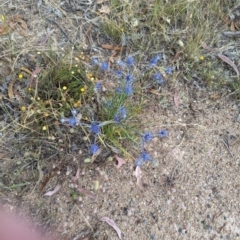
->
[1,1,240,240]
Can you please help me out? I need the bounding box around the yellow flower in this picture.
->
[62,86,67,90]
[42,126,47,131]
[18,74,24,79]
[121,28,124,32]
[1,15,5,21]
[44,112,49,117]
[71,71,75,74]
[199,55,204,61]
[73,101,81,108]
[80,87,85,92]
[21,106,26,111]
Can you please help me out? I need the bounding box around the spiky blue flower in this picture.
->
[95,82,101,92]
[116,60,125,67]
[60,118,67,124]
[119,106,127,119]
[141,151,153,162]
[90,144,99,155]
[92,58,99,65]
[68,117,77,126]
[149,55,161,67]
[126,56,135,66]
[153,73,164,84]
[115,86,122,93]
[115,70,123,77]
[124,84,133,95]
[114,115,121,124]
[114,106,127,123]
[126,74,133,83]
[100,62,108,71]
[142,132,153,143]
[135,158,143,167]
[71,109,77,116]
[90,123,101,135]
[165,66,174,75]
[158,129,168,138]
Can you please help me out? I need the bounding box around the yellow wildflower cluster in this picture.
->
[21,106,26,111]
[73,100,81,108]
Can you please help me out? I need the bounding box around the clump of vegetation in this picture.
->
[1,46,173,164]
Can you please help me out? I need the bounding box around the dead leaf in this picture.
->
[101,44,124,51]
[101,217,122,240]
[201,42,217,53]
[20,67,32,75]
[0,66,11,77]
[43,184,61,196]
[73,168,80,183]
[99,5,111,14]
[16,18,27,30]
[172,51,182,62]
[174,90,179,108]
[230,21,236,32]
[0,15,28,36]
[77,187,96,200]
[30,67,42,82]
[17,28,28,37]
[8,78,17,100]
[0,25,10,35]
[115,155,126,169]
[218,53,239,77]
[133,166,144,190]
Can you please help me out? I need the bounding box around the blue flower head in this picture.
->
[100,62,108,71]
[135,158,143,167]
[153,73,164,84]
[115,70,123,77]
[95,82,102,92]
[71,109,77,116]
[119,106,127,119]
[149,55,161,67]
[124,84,133,96]
[92,58,99,65]
[142,132,153,143]
[114,106,127,123]
[116,60,125,67]
[165,66,174,75]
[60,118,67,124]
[69,117,77,126]
[114,115,121,124]
[126,56,135,66]
[126,74,133,83]
[90,144,99,155]
[158,129,168,138]
[141,151,153,162]
[90,123,101,135]
[115,86,122,93]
